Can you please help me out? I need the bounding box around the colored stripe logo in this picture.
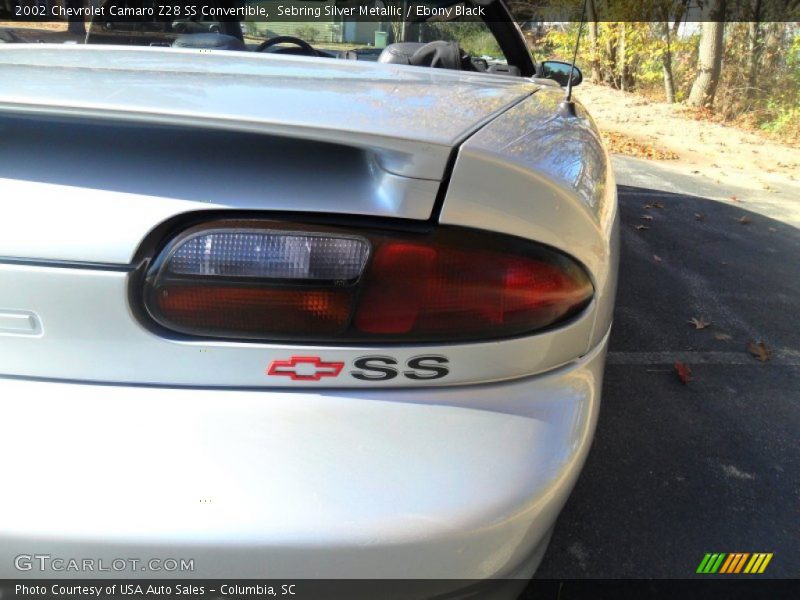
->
[697,552,773,574]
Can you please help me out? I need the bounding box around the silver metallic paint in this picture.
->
[0,45,618,580]
[0,333,607,581]
[0,45,534,180]
[441,88,619,351]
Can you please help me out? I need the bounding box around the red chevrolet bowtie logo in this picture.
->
[266,356,345,381]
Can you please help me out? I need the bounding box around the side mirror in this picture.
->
[540,61,582,87]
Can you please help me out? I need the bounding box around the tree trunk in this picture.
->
[66,0,86,36]
[661,22,676,103]
[673,0,690,35]
[746,0,763,103]
[389,19,403,44]
[687,0,726,108]
[659,0,687,103]
[617,22,627,92]
[587,0,600,83]
[761,22,786,71]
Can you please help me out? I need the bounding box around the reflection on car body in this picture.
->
[0,0,617,593]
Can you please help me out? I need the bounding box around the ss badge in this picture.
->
[351,355,450,381]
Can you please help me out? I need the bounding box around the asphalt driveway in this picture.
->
[534,158,800,579]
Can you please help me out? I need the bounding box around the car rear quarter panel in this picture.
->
[440,88,619,351]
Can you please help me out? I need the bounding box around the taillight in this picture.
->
[142,220,593,342]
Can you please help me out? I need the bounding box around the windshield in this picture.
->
[1,1,526,73]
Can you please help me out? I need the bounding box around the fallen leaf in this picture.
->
[674,361,692,384]
[714,333,732,341]
[747,341,772,362]
[695,213,706,221]
[641,215,654,221]
[768,227,777,232]
[635,224,649,230]
[653,255,662,263]
[739,216,752,225]
[645,202,665,209]
[729,195,738,202]
[689,317,711,329]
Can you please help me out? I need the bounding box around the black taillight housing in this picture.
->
[141,219,594,343]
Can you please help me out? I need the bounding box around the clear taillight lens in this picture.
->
[141,221,593,342]
[167,230,370,280]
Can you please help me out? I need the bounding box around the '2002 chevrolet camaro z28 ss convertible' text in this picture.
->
[0,0,618,595]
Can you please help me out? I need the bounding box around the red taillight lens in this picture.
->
[355,242,591,338]
[353,243,437,334]
[142,221,593,342]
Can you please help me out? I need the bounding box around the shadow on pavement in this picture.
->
[533,185,800,579]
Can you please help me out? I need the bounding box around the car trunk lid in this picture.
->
[0,45,534,180]
[0,45,534,264]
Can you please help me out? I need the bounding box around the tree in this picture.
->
[66,0,86,36]
[587,0,601,83]
[687,0,727,108]
[742,0,770,106]
[660,21,676,103]
[659,0,689,103]
[617,23,633,92]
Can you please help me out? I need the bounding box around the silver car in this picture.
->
[0,0,618,594]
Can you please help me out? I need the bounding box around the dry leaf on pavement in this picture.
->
[689,317,711,329]
[713,333,732,341]
[747,341,772,362]
[675,361,692,384]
